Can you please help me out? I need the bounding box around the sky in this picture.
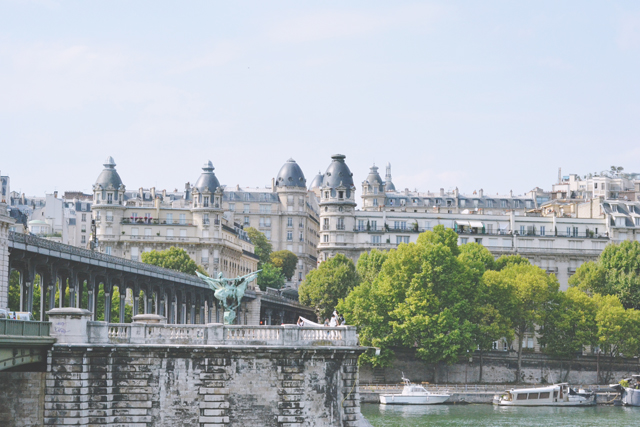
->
[1,1,640,202]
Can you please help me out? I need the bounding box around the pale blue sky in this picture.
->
[2,1,640,200]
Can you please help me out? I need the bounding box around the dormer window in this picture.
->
[107,193,113,204]
[338,191,344,199]
[324,191,329,199]
[204,196,209,207]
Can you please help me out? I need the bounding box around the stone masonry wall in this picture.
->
[0,214,11,310]
[45,345,363,427]
[0,372,46,427]
[360,348,640,385]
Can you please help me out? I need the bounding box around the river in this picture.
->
[361,403,640,426]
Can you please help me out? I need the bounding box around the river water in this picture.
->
[361,403,640,426]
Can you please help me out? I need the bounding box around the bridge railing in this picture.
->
[0,319,51,337]
[85,322,358,346]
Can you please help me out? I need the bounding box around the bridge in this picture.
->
[0,318,54,370]
[1,225,313,326]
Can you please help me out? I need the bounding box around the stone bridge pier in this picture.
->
[41,309,370,427]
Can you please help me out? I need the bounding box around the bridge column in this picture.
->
[0,210,13,310]
[69,273,77,310]
[199,300,205,325]
[190,302,196,325]
[266,309,272,326]
[104,284,112,323]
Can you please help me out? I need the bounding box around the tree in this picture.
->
[538,287,598,381]
[458,242,496,278]
[494,254,531,271]
[593,294,640,383]
[8,270,20,311]
[356,249,388,285]
[570,241,640,310]
[141,246,206,276]
[256,263,285,291]
[299,254,360,322]
[246,227,272,267]
[339,226,478,368]
[483,263,559,382]
[270,250,298,281]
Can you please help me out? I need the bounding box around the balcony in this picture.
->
[336,224,345,231]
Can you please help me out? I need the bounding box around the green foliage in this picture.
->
[494,254,531,271]
[8,270,20,310]
[483,262,558,381]
[570,241,640,310]
[458,242,496,278]
[416,224,460,256]
[270,250,298,281]
[299,254,360,322]
[141,246,206,276]
[246,227,272,267]
[539,287,598,359]
[356,249,388,285]
[257,263,285,291]
[340,227,479,367]
[594,294,640,359]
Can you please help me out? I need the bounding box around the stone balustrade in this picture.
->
[49,308,359,347]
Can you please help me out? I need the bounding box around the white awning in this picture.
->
[455,220,470,226]
[468,221,484,228]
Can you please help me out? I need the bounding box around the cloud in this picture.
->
[267,3,446,44]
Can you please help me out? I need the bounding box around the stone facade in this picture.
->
[0,204,14,310]
[44,345,363,427]
[0,372,46,427]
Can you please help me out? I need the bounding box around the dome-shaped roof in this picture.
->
[365,165,383,186]
[322,154,355,189]
[95,156,123,189]
[309,171,323,190]
[275,158,306,188]
[194,160,221,193]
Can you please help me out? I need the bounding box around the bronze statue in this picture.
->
[196,270,260,324]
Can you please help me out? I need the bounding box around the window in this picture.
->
[132,228,139,236]
[259,204,271,214]
[501,200,507,208]
[105,246,112,255]
[203,213,209,225]
[203,230,209,238]
[486,224,493,234]
[540,226,546,236]
[396,236,410,244]
[180,229,187,237]
[324,191,329,199]
[371,220,377,230]
[566,226,571,237]
[636,218,640,226]
[264,230,271,240]
[244,216,250,226]
[323,234,329,243]
[243,204,250,213]
[245,193,251,201]
[145,228,151,236]
[336,218,345,230]
[179,214,186,225]
[202,249,209,263]
[259,217,271,227]
[131,247,139,261]
[371,235,381,244]
[81,225,86,233]
[166,213,173,224]
[487,200,493,208]
[106,211,113,222]
[229,203,235,212]
[394,221,406,230]
[287,244,293,252]
[539,392,550,399]
[107,193,113,204]
[573,226,579,237]
[287,231,293,241]
[528,393,539,400]
[287,217,293,227]
[203,196,209,207]
[357,220,366,231]
[81,213,86,222]
[337,234,344,243]
[298,272,302,281]
[516,394,527,401]
[520,226,525,235]
[81,235,86,244]
[338,191,344,199]
[167,228,174,237]
[460,237,468,244]
[299,231,303,242]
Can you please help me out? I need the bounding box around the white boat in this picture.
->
[379,376,450,405]
[611,375,640,406]
[493,383,596,407]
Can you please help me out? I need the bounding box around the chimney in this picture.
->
[479,188,483,197]
[440,188,445,196]
[510,189,513,198]
[54,191,58,199]
[162,189,166,198]
[150,187,156,200]
[454,187,459,197]
[184,182,190,200]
